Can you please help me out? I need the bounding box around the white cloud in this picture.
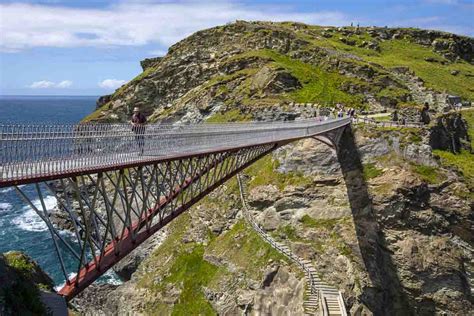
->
[56,80,72,88]
[29,80,56,89]
[29,80,72,89]
[98,79,127,89]
[0,1,348,52]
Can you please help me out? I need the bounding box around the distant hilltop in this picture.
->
[87,20,474,124]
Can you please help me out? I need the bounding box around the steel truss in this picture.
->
[7,122,348,301]
[13,144,278,300]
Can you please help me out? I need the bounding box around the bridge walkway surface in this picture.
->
[0,118,350,185]
[0,117,351,300]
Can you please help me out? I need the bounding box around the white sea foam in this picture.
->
[53,269,123,291]
[0,187,14,193]
[102,269,123,286]
[12,195,57,232]
[54,272,77,291]
[0,202,12,212]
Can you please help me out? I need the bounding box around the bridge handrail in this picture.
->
[0,118,351,183]
[0,118,340,139]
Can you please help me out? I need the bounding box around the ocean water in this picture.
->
[0,96,121,287]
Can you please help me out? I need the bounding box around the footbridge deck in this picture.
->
[0,117,351,300]
[0,118,350,187]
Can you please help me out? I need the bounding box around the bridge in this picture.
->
[0,117,351,304]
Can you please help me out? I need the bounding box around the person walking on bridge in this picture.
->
[131,107,147,155]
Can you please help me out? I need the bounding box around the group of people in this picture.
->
[333,104,356,118]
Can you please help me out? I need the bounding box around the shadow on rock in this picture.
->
[336,126,413,316]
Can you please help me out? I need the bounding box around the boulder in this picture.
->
[96,94,112,109]
[429,113,471,153]
[247,185,280,209]
[257,207,280,231]
[140,57,164,71]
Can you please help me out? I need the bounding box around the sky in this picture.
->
[0,0,473,96]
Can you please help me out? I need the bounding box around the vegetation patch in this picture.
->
[410,164,446,184]
[244,155,313,191]
[166,245,219,316]
[363,163,383,180]
[366,39,474,100]
[301,215,343,230]
[1,252,50,315]
[233,49,366,107]
[273,224,301,242]
[462,108,474,148]
[207,220,288,280]
[206,108,251,123]
[291,26,474,100]
[434,149,474,188]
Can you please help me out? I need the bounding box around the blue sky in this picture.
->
[0,0,473,96]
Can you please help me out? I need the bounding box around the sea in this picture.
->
[0,95,122,288]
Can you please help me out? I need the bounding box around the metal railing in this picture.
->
[237,173,348,315]
[237,174,320,314]
[353,117,424,128]
[0,118,351,184]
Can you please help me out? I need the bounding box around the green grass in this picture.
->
[166,245,218,316]
[287,25,474,101]
[231,49,366,108]
[274,224,301,242]
[376,86,410,101]
[244,155,313,191]
[300,215,340,230]
[373,114,392,122]
[362,163,383,180]
[434,149,474,188]
[366,39,474,100]
[137,214,220,314]
[4,252,36,277]
[207,220,288,279]
[206,108,251,123]
[462,108,474,148]
[410,164,446,184]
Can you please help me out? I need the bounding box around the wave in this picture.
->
[0,187,14,193]
[12,195,57,232]
[101,269,123,286]
[54,272,77,292]
[0,202,12,212]
[53,269,123,291]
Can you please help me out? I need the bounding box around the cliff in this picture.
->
[0,252,55,315]
[84,21,473,124]
[71,21,473,315]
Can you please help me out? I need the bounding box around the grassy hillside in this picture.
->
[84,21,473,123]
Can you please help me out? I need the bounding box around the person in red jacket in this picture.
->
[131,107,147,155]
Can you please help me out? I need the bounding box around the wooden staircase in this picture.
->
[237,174,347,316]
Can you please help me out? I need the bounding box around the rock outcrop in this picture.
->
[430,112,471,153]
[0,252,55,315]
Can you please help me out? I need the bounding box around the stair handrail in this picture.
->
[237,173,320,313]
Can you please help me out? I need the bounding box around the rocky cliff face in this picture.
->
[84,21,474,124]
[0,252,55,315]
[71,21,474,315]
[72,120,474,315]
